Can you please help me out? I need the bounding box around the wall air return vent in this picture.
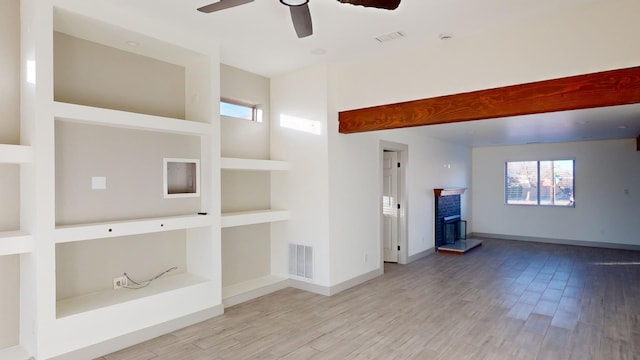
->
[289,244,313,279]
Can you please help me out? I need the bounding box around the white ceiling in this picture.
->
[105,0,640,147]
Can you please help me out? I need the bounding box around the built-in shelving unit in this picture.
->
[221,157,290,171]
[57,272,210,318]
[0,232,33,256]
[220,157,290,306]
[53,101,212,136]
[0,144,32,164]
[14,2,223,358]
[0,345,31,360]
[221,209,290,228]
[55,214,212,243]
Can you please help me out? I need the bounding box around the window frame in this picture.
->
[220,98,262,122]
[504,159,575,207]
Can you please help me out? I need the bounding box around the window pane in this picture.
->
[220,101,254,121]
[505,161,538,205]
[540,160,574,206]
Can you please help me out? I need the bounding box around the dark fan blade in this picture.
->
[289,4,313,38]
[337,0,401,10]
[197,0,254,13]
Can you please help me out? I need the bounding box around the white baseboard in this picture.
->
[472,232,640,251]
[50,305,224,360]
[223,278,290,308]
[406,248,435,263]
[290,268,383,297]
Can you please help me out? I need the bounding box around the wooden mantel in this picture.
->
[434,188,467,197]
[339,66,640,133]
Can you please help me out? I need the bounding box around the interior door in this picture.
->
[383,151,399,263]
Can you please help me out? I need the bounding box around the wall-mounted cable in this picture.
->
[122,266,178,290]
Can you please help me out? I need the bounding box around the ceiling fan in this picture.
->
[197,0,401,38]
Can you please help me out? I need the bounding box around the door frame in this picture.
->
[379,140,408,266]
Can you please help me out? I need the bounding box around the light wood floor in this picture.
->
[100,238,640,360]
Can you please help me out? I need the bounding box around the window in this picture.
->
[505,159,574,206]
[220,98,262,122]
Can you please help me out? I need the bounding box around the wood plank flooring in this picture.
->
[99,238,640,359]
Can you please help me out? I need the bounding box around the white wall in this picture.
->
[472,139,640,246]
[326,121,470,285]
[271,65,331,286]
[269,63,471,289]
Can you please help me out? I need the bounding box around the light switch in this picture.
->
[92,176,107,190]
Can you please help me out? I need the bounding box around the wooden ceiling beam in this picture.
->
[338,66,640,134]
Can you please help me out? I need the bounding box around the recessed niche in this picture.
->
[163,158,200,198]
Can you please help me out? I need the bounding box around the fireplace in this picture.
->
[434,188,481,255]
[443,215,466,245]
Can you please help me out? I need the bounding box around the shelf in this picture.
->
[0,345,31,360]
[221,210,290,228]
[55,214,212,244]
[56,273,209,318]
[0,231,33,256]
[53,101,212,136]
[221,157,290,171]
[434,187,467,197]
[223,275,289,308]
[0,144,32,164]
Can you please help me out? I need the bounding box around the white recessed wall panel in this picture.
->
[221,170,270,213]
[54,32,186,119]
[0,165,19,232]
[0,0,20,145]
[222,224,271,287]
[0,255,19,350]
[55,121,201,225]
[220,64,270,159]
[56,230,187,302]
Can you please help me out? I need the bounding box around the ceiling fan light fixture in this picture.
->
[280,0,309,6]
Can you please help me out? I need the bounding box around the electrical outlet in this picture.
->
[113,276,127,290]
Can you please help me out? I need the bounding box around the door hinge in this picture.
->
[397,162,401,168]
[397,203,400,209]
[397,246,401,251]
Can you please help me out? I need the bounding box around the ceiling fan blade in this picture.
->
[197,0,254,13]
[289,4,313,38]
[337,0,401,10]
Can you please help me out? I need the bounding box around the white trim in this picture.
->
[407,247,435,263]
[223,275,289,308]
[290,268,382,297]
[472,232,640,251]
